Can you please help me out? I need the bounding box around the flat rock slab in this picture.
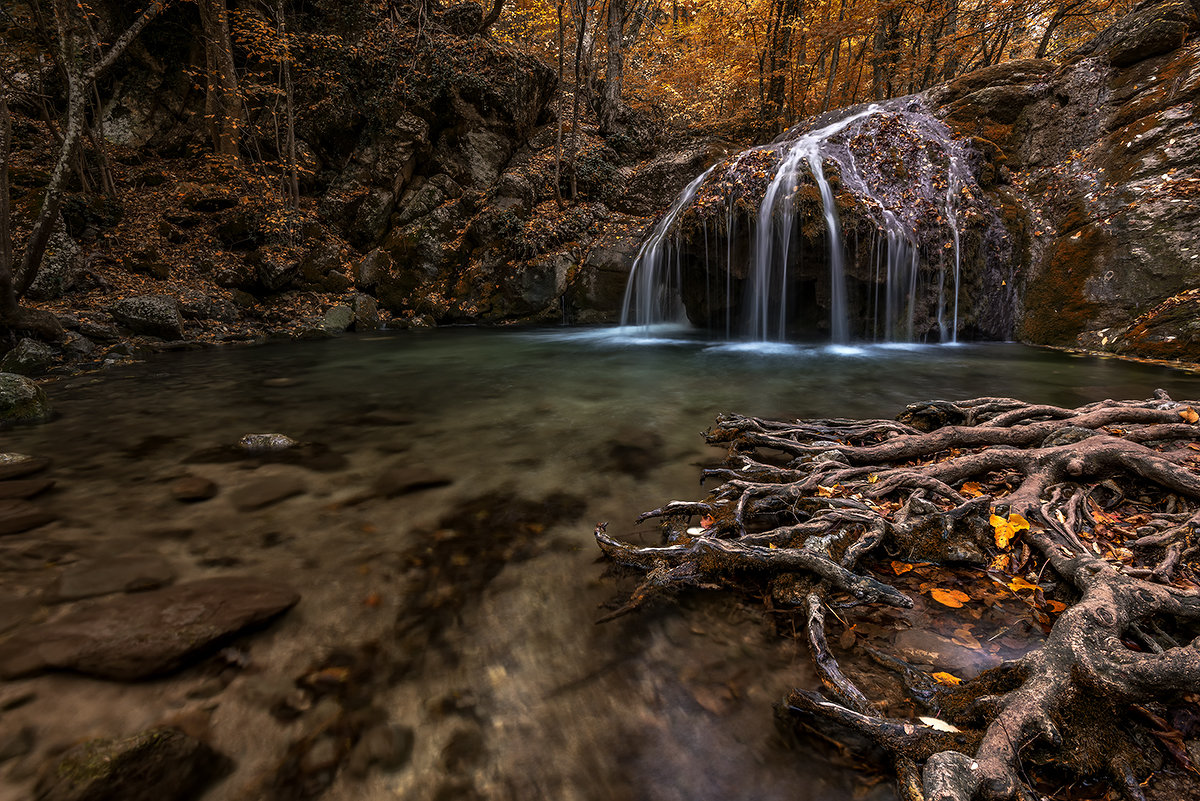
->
[0,576,300,680]
[51,554,176,602]
[0,454,51,480]
[0,478,55,499]
[35,727,229,801]
[230,475,305,511]
[0,499,56,535]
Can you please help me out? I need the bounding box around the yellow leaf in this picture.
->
[990,514,1014,548]
[817,485,836,497]
[867,474,879,484]
[1180,407,1199,424]
[1007,576,1039,593]
[1008,514,1030,531]
[768,542,777,549]
[989,554,1011,572]
[891,561,914,575]
[960,482,983,498]
[931,671,962,686]
[929,588,971,607]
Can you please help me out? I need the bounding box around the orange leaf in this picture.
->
[929,588,971,608]
[1180,407,1199,424]
[931,671,962,685]
[699,515,716,528]
[1007,576,1040,593]
[960,481,983,498]
[891,561,915,575]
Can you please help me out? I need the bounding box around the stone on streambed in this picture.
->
[51,554,176,602]
[34,727,230,801]
[0,374,53,426]
[171,475,218,502]
[0,339,57,376]
[0,500,57,536]
[892,629,1003,678]
[0,453,51,480]
[238,433,299,453]
[372,466,452,498]
[230,474,306,511]
[0,576,300,680]
[0,478,55,499]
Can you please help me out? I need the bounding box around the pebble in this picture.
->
[230,475,306,511]
[238,433,299,453]
[171,475,218,502]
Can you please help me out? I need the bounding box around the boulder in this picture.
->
[108,295,185,340]
[322,305,353,333]
[1071,0,1198,67]
[352,294,380,331]
[0,499,56,535]
[0,339,58,376]
[354,249,392,289]
[0,576,300,680]
[178,182,238,212]
[125,246,172,280]
[0,453,51,480]
[34,727,229,801]
[26,224,82,301]
[0,373,52,426]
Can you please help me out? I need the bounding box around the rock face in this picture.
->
[927,0,1200,359]
[0,373,52,426]
[34,728,229,801]
[0,576,300,680]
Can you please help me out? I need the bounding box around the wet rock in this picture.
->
[0,478,55,499]
[33,727,230,801]
[230,475,306,511]
[373,466,452,498]
[60,332,97,359]
[0,576,300,680]
[0,453,51,480]
[0,592,39,634]
[1,339,58,376]
[1072,0,1197,67]
[322,305,353,334]
[0,500,56,535]
[51,554,176,602]
[76,319,122,342]
[352,294,380,331]
[257,258,300,293]
[0,374,53,426]
[171,475,218,502]
[0,686,36,711]
[238,433,299,453]
[108,295,185,340]
[600,429,665,479]
[126,246,172,280]
[0,725,34,763]
[345,723,414,778]
[892,629,1003,678]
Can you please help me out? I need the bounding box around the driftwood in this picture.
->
[596,391,1200,801]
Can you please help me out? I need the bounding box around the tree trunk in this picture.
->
[599,0,625,136]
[555,0,565,207]
[198,0,241,161]
[569,0,587,200]
[277,0,299,211]
[0,94,17,321]
[479,0,504,32]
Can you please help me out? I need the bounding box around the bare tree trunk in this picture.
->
[569,0,587,200]
[198,0,241,161]
[599,0,625,136]
[479,0,504,32]
[0,94,17,321]
[555,0,565,207]
[17,0,171,298]
[276,0,299,211]
[940,0,961,79]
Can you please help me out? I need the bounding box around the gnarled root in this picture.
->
[596,393,1200,800]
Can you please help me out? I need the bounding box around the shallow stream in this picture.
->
[2,326,1197,801]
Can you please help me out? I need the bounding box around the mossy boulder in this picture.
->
[0,373,52,426]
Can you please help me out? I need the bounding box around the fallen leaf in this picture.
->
[817,485,836,497]
[930,588,971,608]
[365,592,382,607]
[960,481,983,498]
[700,515,716,528]
[918,716,962,732]
[891,561,915,575]
[931,671,962,686]
[1180,407,1199,424]
[1008,576,1040,593]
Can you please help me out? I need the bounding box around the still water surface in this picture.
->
[3,326,1197,801]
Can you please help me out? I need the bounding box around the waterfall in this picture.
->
[620,99,984,343]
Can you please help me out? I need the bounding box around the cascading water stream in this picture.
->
[620,99,987,344]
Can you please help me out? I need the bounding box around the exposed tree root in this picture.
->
[596,392,1200,800]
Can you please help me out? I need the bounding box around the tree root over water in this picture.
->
[595,392,1200,800]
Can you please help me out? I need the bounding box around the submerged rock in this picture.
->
[0,453,51,480]
[0,500,56,536]
[0,576,300,680]
[51,554,176,602]
[34,727,229,801]
[0,374,52,426]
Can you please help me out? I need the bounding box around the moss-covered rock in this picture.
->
[0,373,52,426]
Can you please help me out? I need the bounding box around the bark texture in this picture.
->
[597,392,1200,801]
